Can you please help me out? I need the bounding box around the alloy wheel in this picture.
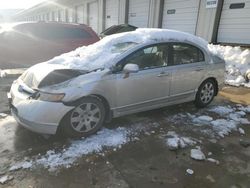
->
[200,82,215,104]
[70,103,101,133]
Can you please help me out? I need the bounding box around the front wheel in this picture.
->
[60,96,106,137]
[195,79,216,108]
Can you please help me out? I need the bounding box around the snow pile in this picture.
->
[0,113,8,118]
[8,127,130,172]
[9,161,32,171]
[208,45,250,88]
[0,69,7,78]
[35,128,129,171]
[0,175,13,184]
[165,131,197,150]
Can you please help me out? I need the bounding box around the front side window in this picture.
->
[171,43,204,65]
[117,44,169,71]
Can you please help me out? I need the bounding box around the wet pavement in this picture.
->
[0,76,250,188]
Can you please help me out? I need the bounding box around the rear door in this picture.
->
[168,43,207,96]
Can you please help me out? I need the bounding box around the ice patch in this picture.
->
[207,158,220,165]
[210,119,237,138]
[209,106,234,116]
[239,128,245,135]
[229,113,250,124]
[190,148,206,161]
[165,131,197,150]
[193,115,213,125]
[238,105,250,113]
[186,169,194,175]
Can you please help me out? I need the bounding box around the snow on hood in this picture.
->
[37,28,208,71]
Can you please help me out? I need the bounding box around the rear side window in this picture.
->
[171,43,204,65]
[15,24,92,40]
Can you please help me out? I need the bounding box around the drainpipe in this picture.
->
[211,0,224,43]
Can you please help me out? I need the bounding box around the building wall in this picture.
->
[12,0,250,45]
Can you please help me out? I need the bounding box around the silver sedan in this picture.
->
[8,29,225,137]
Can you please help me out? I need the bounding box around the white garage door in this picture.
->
[76,5,84,23]
[88,1,98,32]
[162,0,200,34]
[105,0,119,29]
[217,0,250,44]
[68,8,74,23]
[128,0,150,27]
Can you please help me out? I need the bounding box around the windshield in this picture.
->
[111,42,138,54]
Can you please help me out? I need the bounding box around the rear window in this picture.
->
[14,24,92,40]
[102,25,123,35]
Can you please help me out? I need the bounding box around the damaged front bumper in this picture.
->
[8,81,74,135]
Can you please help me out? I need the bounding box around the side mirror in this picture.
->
[123,64,139,73]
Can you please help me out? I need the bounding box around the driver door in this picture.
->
[113,44,171,115]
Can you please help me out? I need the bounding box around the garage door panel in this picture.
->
[128,0,150,27]
[88,1,98,32]
[76,5,84,23]
[223,0,250,5]
[218,0,250,44]
[162,0,199,34]
[105,0,119,29]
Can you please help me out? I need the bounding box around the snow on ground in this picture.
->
[168,104,250,139]
[208,45,250,88]
[7,103,250,172]
[9,121,159,172]
[165,131,198,150]
[209,106,234,116]
[35,128,129,171]
[190,147,206,161]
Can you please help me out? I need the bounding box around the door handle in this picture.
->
[157,72,170,77]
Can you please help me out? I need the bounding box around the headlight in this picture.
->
[38,92,65,102]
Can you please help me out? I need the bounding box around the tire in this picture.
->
[60,96,106,138]
[195,79,216,108]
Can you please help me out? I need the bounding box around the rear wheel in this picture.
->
[195,79,216,108]
[60,97,106,137]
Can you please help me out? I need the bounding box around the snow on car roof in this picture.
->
[44,28,208,71]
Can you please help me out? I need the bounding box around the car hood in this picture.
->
[19,63,88,89]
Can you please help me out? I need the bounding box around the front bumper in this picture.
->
[8,81,74,135]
